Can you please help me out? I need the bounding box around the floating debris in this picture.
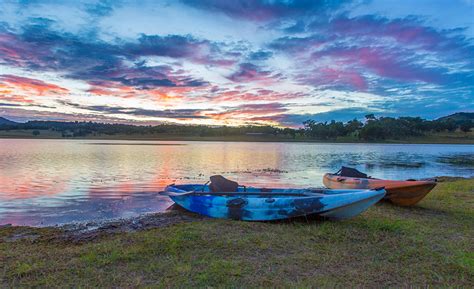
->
[85,143,186,146]
[365,162,425,168]
[222,168,289,174]
[438,154,474,167]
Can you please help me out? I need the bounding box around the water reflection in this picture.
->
[0,139,472,226]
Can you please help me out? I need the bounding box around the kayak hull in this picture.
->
[323,173,436,206]
[161,185,385,221]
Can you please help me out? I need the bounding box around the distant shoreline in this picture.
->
[0,131,473,144]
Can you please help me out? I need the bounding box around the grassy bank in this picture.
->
[0,129,473,144]
[1,178,473,287]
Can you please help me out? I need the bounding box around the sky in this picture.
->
[0,0,473,127]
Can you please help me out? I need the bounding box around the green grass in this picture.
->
[1,179,473,287]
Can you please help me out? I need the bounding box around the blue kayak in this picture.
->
[160,184,385,221]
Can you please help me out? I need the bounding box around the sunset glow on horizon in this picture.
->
[0,0,473,127]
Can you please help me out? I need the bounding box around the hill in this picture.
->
[437,112,474,122]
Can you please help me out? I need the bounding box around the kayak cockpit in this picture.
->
[164,183,382,197]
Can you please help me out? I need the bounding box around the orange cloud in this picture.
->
[211,88,306,102]
[87,82,201,104]
[205,103,287,125]
[0,74,69,96]
[0,92,34,103]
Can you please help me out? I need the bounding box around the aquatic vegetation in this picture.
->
[438,154,474,167]
[222,168,289,174]
[365,162,425,168]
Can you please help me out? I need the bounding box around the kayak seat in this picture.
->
[209,175,239,193]
[337,166,368,178]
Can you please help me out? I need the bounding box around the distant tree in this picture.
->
[459,121,472,133]
[445,119,457,132]
[365,114,376,121]
[32,130,40,136]
[345,119,363,134]
[282,128,296,139]
[359,123,385,141]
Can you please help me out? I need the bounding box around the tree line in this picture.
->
[303,114,473,140]
[0,113,472,141]
[0,120,288,138]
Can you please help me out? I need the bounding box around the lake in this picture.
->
[0,139,472,226]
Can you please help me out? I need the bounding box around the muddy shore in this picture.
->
[1,206,205,244]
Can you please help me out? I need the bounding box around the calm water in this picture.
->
[0,139,472,226]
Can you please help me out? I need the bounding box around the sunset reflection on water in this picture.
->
[0,139,472,226]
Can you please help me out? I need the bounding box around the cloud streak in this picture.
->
[0,75,68,95]
[180,0,348,22]
[58,101,210,119]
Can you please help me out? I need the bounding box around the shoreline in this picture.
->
[0,209,205,244]
[1,134,473,144]
[1,176,470,237]
[0,205,205,243]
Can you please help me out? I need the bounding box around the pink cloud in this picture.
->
[86,81,206,105]
[0,75,69,96]
[299,67,367,91]
[331,16,444,50]
[211,88,305,102]
[0,94,34,104]
[312,47,442,84]
[226,63,282,84]
[0,32,52,69]
[206,103,288,124]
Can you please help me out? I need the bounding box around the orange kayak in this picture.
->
[323,169,437,206]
